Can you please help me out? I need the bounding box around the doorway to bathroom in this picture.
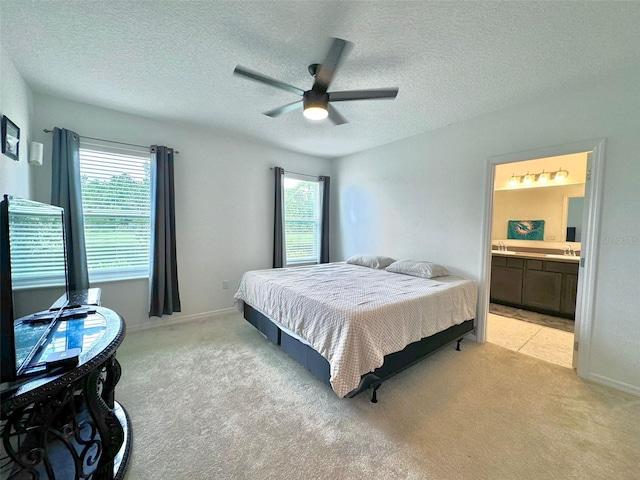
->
[480,139,605,376]
[487,152,587,367]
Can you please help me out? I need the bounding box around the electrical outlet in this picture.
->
[222,280,229,289]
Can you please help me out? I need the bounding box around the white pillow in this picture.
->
[385,259,450,278]
[346,254,396,269]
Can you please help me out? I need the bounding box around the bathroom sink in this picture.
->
[545,254,579,261]
[491,250,516,255]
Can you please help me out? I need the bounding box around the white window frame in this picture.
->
[78,139,152,282]
[282,173,323,267]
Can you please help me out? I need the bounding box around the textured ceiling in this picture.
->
[2,1,640,158]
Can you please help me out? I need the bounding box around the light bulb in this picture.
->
[523,172,533,184]
[509,174,519,186]
[554,168,568,181]
[538,170,550,182]
[303,106,328,120]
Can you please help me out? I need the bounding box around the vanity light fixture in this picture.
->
[508,168,569,187]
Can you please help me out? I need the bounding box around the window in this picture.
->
[283,175,322,266]
[79,140,151,281]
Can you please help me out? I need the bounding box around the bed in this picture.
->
[233,261,477,401]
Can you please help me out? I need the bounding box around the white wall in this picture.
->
[31,94,331,330]
[331,67,640,394]
[0,47,33,198]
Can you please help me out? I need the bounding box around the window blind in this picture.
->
[283,176,321,265]
[79,140,151,280]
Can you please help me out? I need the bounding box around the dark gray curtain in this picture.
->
[149,145,181,317]
[273,167,285,268]
[320,176,330,263]
[51,127,90,291]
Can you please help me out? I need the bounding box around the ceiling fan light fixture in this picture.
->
[303,106,328,120]
[303,91,329,121]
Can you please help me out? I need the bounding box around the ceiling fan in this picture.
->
[233,37,399,125]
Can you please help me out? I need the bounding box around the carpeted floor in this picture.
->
[115,312,640,480]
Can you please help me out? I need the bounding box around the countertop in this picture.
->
[491,250,580,263]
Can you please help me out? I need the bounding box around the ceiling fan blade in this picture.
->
[329,88,399,102]
[313,38,353,92]
[327,104,348,125]
[264,100,304,118]
[233,66,305,96]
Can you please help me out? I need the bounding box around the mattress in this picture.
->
[234,262,477,397]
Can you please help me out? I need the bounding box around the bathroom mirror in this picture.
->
[493,151,588,243]
[492,186,585,242]
[565,196,584,242]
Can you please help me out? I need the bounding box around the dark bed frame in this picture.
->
[243,303,475,402]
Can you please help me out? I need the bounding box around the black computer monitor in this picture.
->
[1,195,69,383]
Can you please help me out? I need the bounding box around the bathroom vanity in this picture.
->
[490,251,579,319]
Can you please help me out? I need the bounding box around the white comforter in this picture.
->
[234,262,477,397]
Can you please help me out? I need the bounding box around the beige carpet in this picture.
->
[116,312,640,480]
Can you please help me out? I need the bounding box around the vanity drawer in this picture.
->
[507,258,524,269]
[526,259,544,270]
[545,261,579,274]
[492,256,507,267]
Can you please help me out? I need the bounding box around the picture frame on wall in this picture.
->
[1,115,20,161]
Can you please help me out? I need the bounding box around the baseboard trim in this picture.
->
[127,308,238,333]
[588,373,640,397]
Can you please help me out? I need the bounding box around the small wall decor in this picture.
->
[507,220,545,240]
[2,115,20,161]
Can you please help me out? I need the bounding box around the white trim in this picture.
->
[127,307,237,333]
[588,374,640,397]
[477,155,496,343]
[480,139,605,383]
[574,140,605,377]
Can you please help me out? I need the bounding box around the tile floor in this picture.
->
[488,303,574,333]
[487,313,575,368]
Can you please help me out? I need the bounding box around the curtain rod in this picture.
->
[43,129,180,154]
[270,167,325,179]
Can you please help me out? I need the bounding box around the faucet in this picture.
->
[498,241,506,251]
[564,245,574,256]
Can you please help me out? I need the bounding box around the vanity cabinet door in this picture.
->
[490,266,523,305]
[491,255,577,318]
[560,273,578,316]
[522,269,562,311]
